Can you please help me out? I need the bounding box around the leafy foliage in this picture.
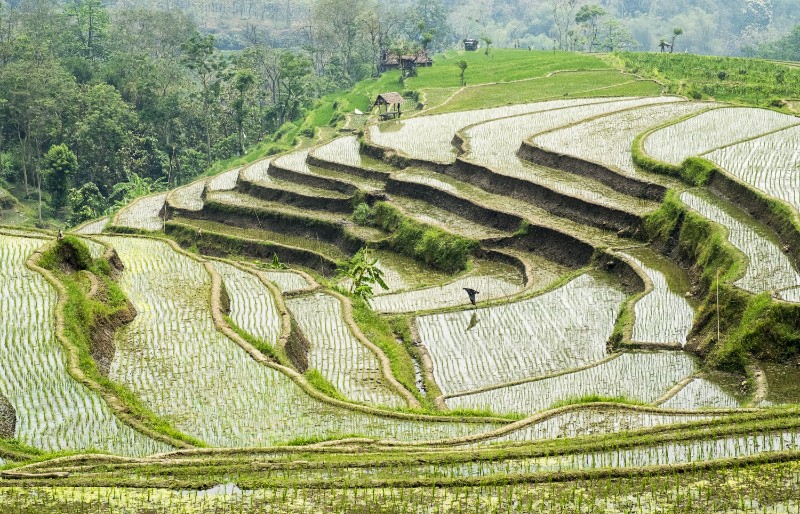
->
[336,246,388,300]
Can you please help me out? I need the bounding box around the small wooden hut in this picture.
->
[463,39,479,51]
[373,92,404,120]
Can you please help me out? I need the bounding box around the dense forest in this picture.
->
[1,0,799,226]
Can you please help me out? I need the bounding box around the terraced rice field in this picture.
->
[704,124,800,212]
[112,192,167,232]
[620,251,695,345]
[370,258,542,314]
[207,167,241,192]
[0,234,168,456]
[7,60,800,509]
[447,352,696,414]
[490,409,712,443]
[530,101,710,176]
[311,136,363,168]
[417,274,626,395]
[72,216,109,235]
[168,179,206,211]
[262,270,311,293]
[660,378,740,410]
[286,292,406,407]
[681,191,800,298]
[241,158,271,182]
[643,107,800,165]
[389,195,509,239]
[212,260,281,345]
[368,98,613,163]
[461,97,675,212]
[103,236,499,443]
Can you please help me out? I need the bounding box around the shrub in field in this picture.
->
[370,202,478,273]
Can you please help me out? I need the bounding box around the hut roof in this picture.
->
[374,92,404,106]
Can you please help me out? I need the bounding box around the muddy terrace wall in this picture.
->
[268,162,357,196]
[165,222,338,276]
[237,179,354,214]
[706,169,800,272]
[385,178,524,233]
[450,159,645,236]
[306,154,391,182]
[517,141,667,201]
[486,225,595,269]
[172,201,367,256]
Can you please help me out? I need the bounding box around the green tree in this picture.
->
[671,27,684,53]
[575,4,606,52]
[744,25,800,61]
[311,0,369,83]
[456,59,468,86]
[64,0,109,62]
[42,144,77,212]
[232,68,255,156]
[336,246,388,300]
[72,83,138,194]
[601,18,638,51]
[67,182,104,225]
[481,36,493,55]
[181,32,227,166]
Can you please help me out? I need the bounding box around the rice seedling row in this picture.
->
[71,216,109,235]
[207,167,241,192]
[261,270,311,293]
[81,238,106,260]
[207,190,351,225]
[680,191,800,296]
[168,179,206,211]
[285,292,406,408]
[530,101,709,177]
[362,430,800,479]
[4,461,800,514]
[643,107,800,165]
[367,97,614,164]
[113,193,167,232]
[704,124,800,213]
[310,136,363,168]
[370,257,544,314]
[462,97,677,213]
[660,378,741,410]
[417,274,626,395]
[488,408,711,443]
[211,260,281,345]
[241,159,356,198]
[447,351,697,414]
[104,237,500,443]
[619,252,695,345]
[0,235,169,456]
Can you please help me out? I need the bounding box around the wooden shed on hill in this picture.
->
[379,49,433,72]
[463,39,479,51]
[373,92,404,120]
